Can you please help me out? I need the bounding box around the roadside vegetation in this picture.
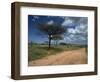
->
[28,43,87,61]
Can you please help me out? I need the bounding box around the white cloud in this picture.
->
[67,23,87,34]
[68,28,76,34]
[62,18,73,26]
[32,16,39,21]
[64,23,87,44]
[32,19,35,21]
[60,17,88,44]
[34,16,39,19]
[47,20,54,25]
[75,24,87,34]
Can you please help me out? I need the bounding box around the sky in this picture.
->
[28,15,88,45]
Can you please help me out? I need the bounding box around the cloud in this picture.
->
[56,16,88,44]
[75,24,87,34]
[32,16,40,21]
[77,17,88,25]
[33,16,39,19]
[63,18,88,45]
[67,23,87,34]
[62,18,73,26]
[32,19,35,21]
[47,20,54,25]
[64,32,87,44]
[61,17,87,26]
[68,28,76,34]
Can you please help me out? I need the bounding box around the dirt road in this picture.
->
[28,48,87,66]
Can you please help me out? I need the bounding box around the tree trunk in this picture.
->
[48,35,51,49]
[56,40,58,46]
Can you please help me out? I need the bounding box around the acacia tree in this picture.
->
[37,24,66,49]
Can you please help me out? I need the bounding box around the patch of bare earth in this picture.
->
[28,48,87,66]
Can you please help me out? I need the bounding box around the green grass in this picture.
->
[28,44,86,61]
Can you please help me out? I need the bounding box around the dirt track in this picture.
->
[28,48,87,66]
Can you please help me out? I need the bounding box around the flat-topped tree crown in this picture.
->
[38,24,66,35]
[37,23,67,49]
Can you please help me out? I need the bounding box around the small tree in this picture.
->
[37,24,66,49]
[52,35,63,46]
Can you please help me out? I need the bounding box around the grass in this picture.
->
[28,44,87,61]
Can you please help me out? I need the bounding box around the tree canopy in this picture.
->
[37,23,67,49]
[38,24,66,35]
